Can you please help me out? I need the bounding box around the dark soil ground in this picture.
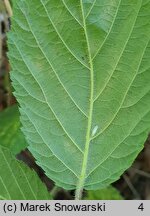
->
[0,14,150,200]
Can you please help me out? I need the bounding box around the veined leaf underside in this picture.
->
[8,0,150,195]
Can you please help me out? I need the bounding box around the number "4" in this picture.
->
[138,203,144,211]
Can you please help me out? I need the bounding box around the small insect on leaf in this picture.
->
[91,126,99,137]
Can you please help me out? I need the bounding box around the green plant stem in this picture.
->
[75,188,83,200]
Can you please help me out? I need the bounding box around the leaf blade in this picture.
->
[0,147,51,200]
[0,105,27,154]
[8,0,150,192]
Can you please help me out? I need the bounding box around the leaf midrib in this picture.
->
[75,0,94,197]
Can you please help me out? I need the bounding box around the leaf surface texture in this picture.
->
[8,0,150,190]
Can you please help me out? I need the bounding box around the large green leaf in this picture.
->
[0,105,27,155]
[8,0,150,196]
[0,146,51,200]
